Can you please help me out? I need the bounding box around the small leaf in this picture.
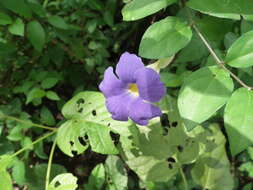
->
[122,0,176,21]
[26,88,46,104]
[139,17,192,59]
[0,12,12,25]
[48,173,78,190]
[0,170,12,190]
[8,18,24,36]
[46,91,60,101]
[27,21,46,52]
[178,66,234,125]
[224,88,253,155]
[40,106,56,126]
[48,15,69,30]
[226,30,253,68]
[41,77,59,89]
[12,160,26,186]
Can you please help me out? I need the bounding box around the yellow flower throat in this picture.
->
[128,83,139,96]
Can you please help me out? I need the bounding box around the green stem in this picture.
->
[3,114,56,131]
[184,6,253,90]
[45,139,57,190]
[180,167,188,190]
[11,131,56,158]
[43,0,49,8]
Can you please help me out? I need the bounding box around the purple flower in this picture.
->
[99,52,166,125]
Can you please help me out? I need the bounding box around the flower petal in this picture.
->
[134,68,166,102]
[129,98,162,125]
[116,52,144,83]
[106,93,133,121]
[99,67,127,98]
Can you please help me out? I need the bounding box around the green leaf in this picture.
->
[62,91,132,136]
[191,124,234,190]
[226,30,253,68]
[105,156,128,190]
[27,21,46,52]
[46,91,60,101]
[0,170,12,190]
[48,173,78,190]
[0,42,16,56]
[122,0,176,21]
[0,0,32,18]
[178,66,234,125]
[187,0,253,19]
[40,106,56,126]
[224,88,253,155]
[12,160,26,186]
[0,155,13,170]
[48,16,69,30]
[57,119,118,157]
[0,12,12,25]
[41,77,59,89]
[139,17,192,59]
[26,87,46,104]
[8,18,24,36]
[85,164,105,190]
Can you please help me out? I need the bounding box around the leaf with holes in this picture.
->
[226,30,253,68]
[178,66,234,125]
[48,173,78,190]
[105,156,128,190]
[122,0,176,21]
[191,124,234,190]
[56,119,89,157]
[57,118,118,156]
[62,91,133,136]
[139,16,192,59]
[224,88,253,156]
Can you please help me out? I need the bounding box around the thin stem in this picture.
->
[11,131,56,158]
[45,139,57,190]
[180,167,188,190]
[185,5,253,90]
[3,114,56,131]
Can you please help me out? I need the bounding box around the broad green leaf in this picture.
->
[0,170,12,190]
[26,87,46,104]
[61,91,132,136]
[122,0,176,21]
[40,106,56,126]
[191,124,234,190]
[226,30,253,68]
[0,155,13,170]
[85,164,105,190]
[8,18,24,36]
[57,119,118,156]
[0,12,12,25]
[187,0,253,19]
[48,16,69,30]
[105,156,128,190]
[41,77,59,89]
[224,88,253,155]
[57,120,89,157]
[48,173,78,190]
[27,21,46,52]
[46,91,60,101]
[0,0,32,18]
[178,66,234,125]
[139,17,192,59]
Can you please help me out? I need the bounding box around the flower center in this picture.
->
[128,83,139,96]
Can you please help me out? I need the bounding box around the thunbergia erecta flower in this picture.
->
[99,52,166,125]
